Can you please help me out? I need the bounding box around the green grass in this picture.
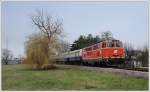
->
[2,64,148,91]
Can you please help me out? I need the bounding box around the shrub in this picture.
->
[24,33,59,69]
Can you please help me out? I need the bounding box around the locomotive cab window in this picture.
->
[107,42,113,47]
[112,42,115,47]
[116,42,120,47]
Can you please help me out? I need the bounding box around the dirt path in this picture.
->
[56,64,148,80]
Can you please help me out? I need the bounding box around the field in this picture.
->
[2,64,148,91]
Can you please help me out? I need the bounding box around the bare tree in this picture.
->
[2,48,13,65]
[31,9,63,42]
[59,40,70,53]
[31,9,64,57]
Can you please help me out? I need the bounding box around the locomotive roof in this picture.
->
[93,39,121,44]
[83,39,121,49]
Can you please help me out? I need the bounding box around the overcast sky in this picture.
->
[2,1,148,57]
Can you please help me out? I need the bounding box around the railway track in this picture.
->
[105,65,149,72]
[58,61,149,72]
[56,64,148,80]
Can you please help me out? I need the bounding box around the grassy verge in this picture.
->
[2,64,148,90]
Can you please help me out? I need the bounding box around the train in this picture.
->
[56,39,125,66]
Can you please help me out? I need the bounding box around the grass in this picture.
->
[2,64,148,91]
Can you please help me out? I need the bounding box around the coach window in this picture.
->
[102,42,106,48]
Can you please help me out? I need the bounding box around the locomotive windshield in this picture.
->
[113,40,123,47]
